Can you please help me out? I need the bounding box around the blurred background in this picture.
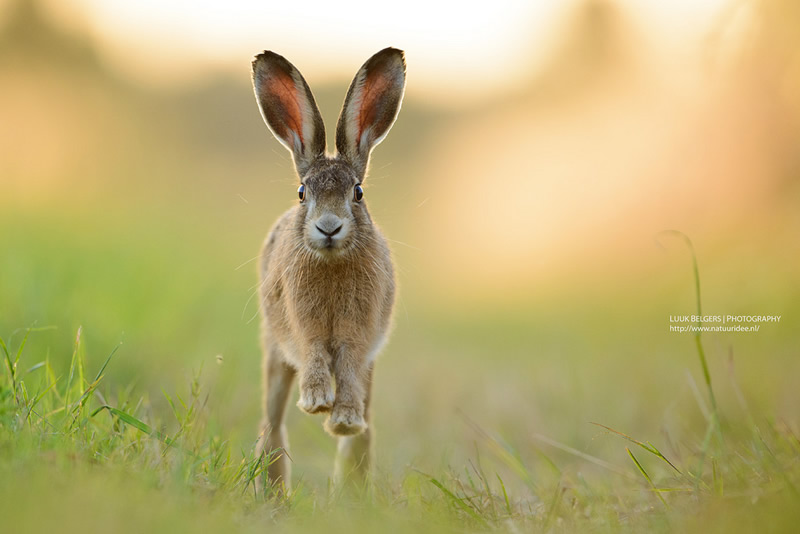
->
[1,0,798,485]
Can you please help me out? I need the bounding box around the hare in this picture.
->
[251,48,405,490]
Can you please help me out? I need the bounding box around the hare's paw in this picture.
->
[297,384,334,414]
[324,404,367,436]
[297,372,334,414]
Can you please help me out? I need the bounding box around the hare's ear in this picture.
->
[252,51,326,175]
[335,47,406,175]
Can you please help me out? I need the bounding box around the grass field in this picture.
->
[2,318,800,534]
[3,1,800,531]
[2,209,799,533]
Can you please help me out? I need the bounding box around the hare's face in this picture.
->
[252,47,405,256]
[299,160,369,256]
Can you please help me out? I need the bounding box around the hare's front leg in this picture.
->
[257,344,295,490]
[334,363,374,485]
[325,351,370,436]
[296,343,335,414]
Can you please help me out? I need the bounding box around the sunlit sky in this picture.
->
[11,0,730,103]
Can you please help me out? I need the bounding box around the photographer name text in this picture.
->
[668,315,781,333]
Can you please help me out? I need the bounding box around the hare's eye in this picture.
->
[354,184,364,202]
[298,184,306,202]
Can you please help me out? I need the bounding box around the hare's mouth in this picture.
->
[321,237,339,252]
[306,236,348,258]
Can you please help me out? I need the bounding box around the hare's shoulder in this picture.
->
[369,224,395,274]
[259,207,298,277]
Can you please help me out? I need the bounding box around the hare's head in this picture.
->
[252,48,405,257]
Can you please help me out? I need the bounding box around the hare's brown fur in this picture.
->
[251,48,405,490]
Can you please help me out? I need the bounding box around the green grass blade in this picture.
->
[162,389,182,423]
[0,334,16,393]
[460,411,537,485]
[64,326,83,410]
[543,482,563,531]
[627,447,667,508]
[693,413,719,488]
[627,447,653,483]
[91,405,183,452]
[424,473,489,527]
[470,452,497,518]
[24,362,46,375]
[92,341,122,384]
[13,327,31,368]
[657,230,718,415]
[533,432,636,479]
[591,422,682,475]
[25,379,59,422]
[70,376,104,415]
[44,358,63,405]
[19,380,29,405]
[496,474,512,516]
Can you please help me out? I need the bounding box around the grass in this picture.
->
[2,238,799,533]
[1,201,798,534]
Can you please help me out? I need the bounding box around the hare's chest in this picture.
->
[289,269,356,315]
[287,263,383,337]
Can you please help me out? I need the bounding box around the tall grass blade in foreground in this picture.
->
[657,230,722,481]
[656,230,718,416]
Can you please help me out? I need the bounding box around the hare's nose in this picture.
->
[316,224,342,237]
[315,215,343,237]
